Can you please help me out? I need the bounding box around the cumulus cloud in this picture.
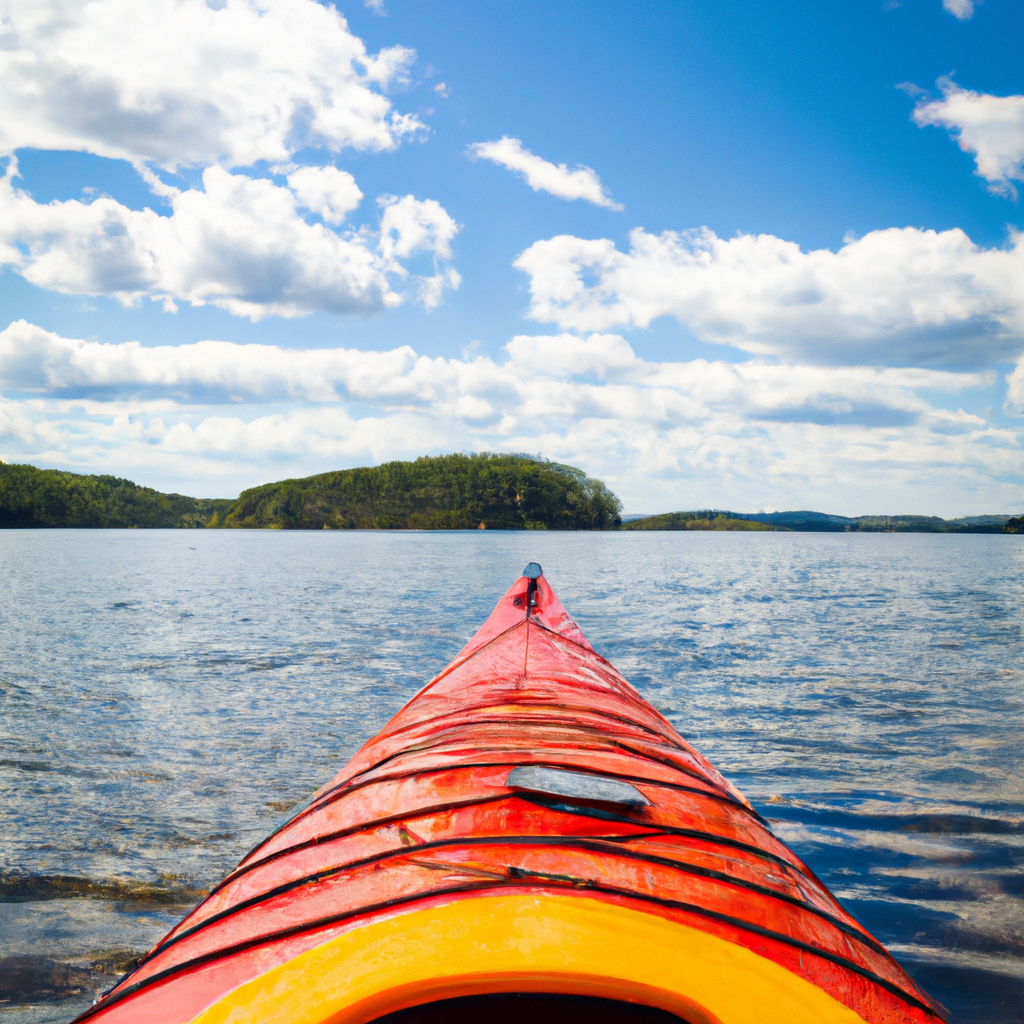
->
[0,164,459,319]
[378,195,459,261]
[467,137,622,210]
[377,194,462,311]
[911,79,1024,198]
[513,225,1024,366]
[287,167,363,225]
[942,0,975,20]
[1006,355,1024,415]
[0,1,465,321]
[0,0,421,172]
[5,320,1020,516]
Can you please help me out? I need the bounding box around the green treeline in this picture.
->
[623,509,1024,533]
[215,453,622,530]
[4,456,1020,533]
[620,512,776,532]
[0,454,621,530]
[0,462,231,528]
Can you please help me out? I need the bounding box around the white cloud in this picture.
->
[513,225,1024,366]
[287,166,363,225]
[942,0,975,20]
[364,0,387,15]
[0,0,463,324]
[1,320,991,414]
[377,194,461,310]
[0,0,421,172]
[376,193,460,309]
[467,137,622,210]
[1006,354,1024,415]
[414,268,463,313]
[2,321,1019,515]
[0,164,459,319]
[378,195,459,261]
[911,79,1024,198]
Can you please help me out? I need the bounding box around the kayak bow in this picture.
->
[78,564,944,1024]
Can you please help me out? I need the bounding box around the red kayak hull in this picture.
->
[76,568,944,1024]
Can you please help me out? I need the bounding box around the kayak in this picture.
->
[76,564,945,1024]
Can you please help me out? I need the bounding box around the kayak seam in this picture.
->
[521,616,530,687]
[516,876,943,1019]
[328,760,769,824]
[363,715,694,769]
[411,612,630,709]
[230,761,773,883]
[235,748,760,872]
[143,833,889,972]
[258,620,725,856]
[178,794,520,932]
[413,620,530,696]
[73,881,940,1023]
[68,881,498,1024]
[363,701,692,754]
[391,613,742,810]
[431,596,604,691]
[133,831,872,974]
[282,763,765,853]
[254,608,623,852]
[328,734,734,805]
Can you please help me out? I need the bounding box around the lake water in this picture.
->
[1,530,1022,1023]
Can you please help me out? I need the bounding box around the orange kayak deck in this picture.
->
[76,566,945,1024]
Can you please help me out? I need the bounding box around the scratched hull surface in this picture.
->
[73,566,945,1024]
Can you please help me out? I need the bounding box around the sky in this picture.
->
[0,0,1022,516]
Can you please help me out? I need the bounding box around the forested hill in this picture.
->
[0,455,621,530]
[8,457,1017,533]
[215,454,622,530]
[0,462,231,528]
[622,509,1024,533]
[620,512,777,532]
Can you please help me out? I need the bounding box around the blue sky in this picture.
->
[0,0,1022,514]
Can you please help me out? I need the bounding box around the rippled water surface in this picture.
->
[1,530,1022,1022]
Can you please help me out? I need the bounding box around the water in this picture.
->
[0,530,1022,1023]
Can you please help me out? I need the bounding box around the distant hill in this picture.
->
[215,454,622,530]
[0,462,230,528]
[620,511,777,532]
[736,511,1019,533]
[623,509,1024,534]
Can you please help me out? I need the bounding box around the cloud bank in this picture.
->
[514,225,1024,366]
[912,79,1024,198]
[1,320,1018,516]
[3,319,989,408]
[468,137,622,210]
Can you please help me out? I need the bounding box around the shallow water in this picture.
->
[0,530,1021,1023]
